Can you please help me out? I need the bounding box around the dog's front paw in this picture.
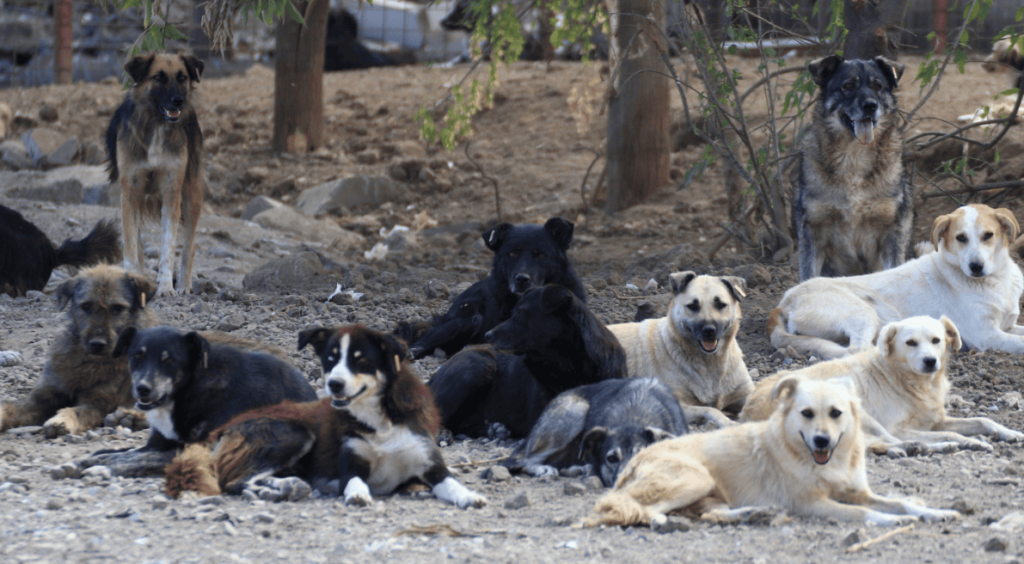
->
[525,464,559,478]
[43,408,84,438]
[343,478,373,506]
[0,350,23,367]
[455,490,487,509]
[919,508,959,523]
[885,446,908,459]
[996,428,1024,443]
[154,282,177,298]
[961,438,994,452]
[866,512,918,527]
[247,476,312,502]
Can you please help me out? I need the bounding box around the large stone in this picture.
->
[22,128,70,165]
[9,178,82,204]
[295,176,404,216]
[241,196,284,221]
[1,139,32,170]
[41,137,81,168]
[252,205,364,247]
[243,252,323,291]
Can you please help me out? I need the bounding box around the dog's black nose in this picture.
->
[135,383,151,398]
[327,380,343,395]
[923,357,937,371]
[813,435,830,449]
[862,99,878,113]
[171,95,185,108]
[969,262,984,275]
[88,340,107,354]
[701,326,717,339]
[514,274,530,287]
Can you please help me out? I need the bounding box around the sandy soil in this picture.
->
[1,53,1023,563]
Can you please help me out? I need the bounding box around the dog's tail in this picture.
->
[767,307,850,359]
[164,443,221,499]
[53,219,121,270]
[588,490,655,527]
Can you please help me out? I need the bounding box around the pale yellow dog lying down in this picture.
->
[590,376,960,527]
[745,316,1024,455]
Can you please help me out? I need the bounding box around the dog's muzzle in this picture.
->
[802,431,839,465]
[330,384,367,409]
[162,107,182,123]
[693,325,720,354]
[87,340,109,356]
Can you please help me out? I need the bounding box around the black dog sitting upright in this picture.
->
[429,284,625,438]
[79,327,317,477]
[399,217,586,359]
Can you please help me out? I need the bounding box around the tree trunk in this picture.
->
[842,0,910,59]
[189,0,213,62]
[54,0,73,84]
[605,0,670,213]
[272,0,329,153]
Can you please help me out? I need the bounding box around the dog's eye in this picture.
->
[534,251,547,260]
[177,73,187,83]
[869,81,882,92]
[508,251,518,258]
[906,339,917,347]
[686,300,700,312]
[829,408,842,419]
[110,305,126,315]
[844,81,856,91]
[79,303,92,313]
[801,409,814,419]
[983,232,994,241]
[133,353,143,360]
[931,337,940,344]
[606,450,621,464]
[153,72,166,83]
[713,298,727,311]
[956,234,968,243]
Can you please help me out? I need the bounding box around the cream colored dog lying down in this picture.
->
[769,204,1024,359]
[590,376,960,527]
[745,316,1024,455]
[608,272,753,428]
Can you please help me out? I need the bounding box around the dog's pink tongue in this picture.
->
[853,119,874,145]
[813,450,831,464]
[701,340,718,351]
[167,109,180,118]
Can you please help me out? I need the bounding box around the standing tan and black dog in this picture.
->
[0,264,156,436]
[791,55,912,282]
[106,51,204,297]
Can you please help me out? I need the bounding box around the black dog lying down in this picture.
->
[398,217,586,359]
[503,378,688,487]
[0,203,120,297]
[430,284,626,438]
[79,327,317,477]
[164,325,486,508]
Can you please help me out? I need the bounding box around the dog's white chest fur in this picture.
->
[348,423,432,495]
[146,402,179,441]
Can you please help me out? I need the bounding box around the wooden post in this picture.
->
[604,0,670,213]
[54,0,73,84]
[272,0,330,153]
[843,0,910,59]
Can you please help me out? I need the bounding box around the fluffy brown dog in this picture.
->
[107,51,204,297]
[0,264,156,436]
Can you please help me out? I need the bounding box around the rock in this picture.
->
[387,158,426,183]
[80,142,106,166]
[242,166,270,185]
[22,128,69,165]
[950,497,976,515]
[38,105,59,122]
[252,205,364,247]
[44,497,64,510]
[9,178,82,204]
[563,482,586,496]
[355,150,380,164]
[42,137,81,168]
[840,530,862,547]
[82,466,112,481]
[0,139,32,170]
[584,476,604,491]
[731,264,772,289]
[241,196,284,221]
[423,280,449,300]
[217,314,245,332]
[295,176,404,216]
[255,512,274,523]
[243,252,323,291]
[650,515,690,534]
[394,140,427,159]
[983,537,1007,552]
[486,466,511,483]
[503,492,530,510]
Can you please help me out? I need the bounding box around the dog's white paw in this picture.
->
[919,508,959,523]
[0,351,23,367]
[525,464,559,478]
[866,512,918,527]
[343,478,373,506]
[885,446,908,459]
[433,476,487,509]
[996,428,1024,443]
[154,282,177,298]
[961,438,994,452]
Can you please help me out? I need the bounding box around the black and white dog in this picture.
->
[791,55,912,282]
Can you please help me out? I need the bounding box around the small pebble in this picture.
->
[563,482,586,497]
[487,466,511,483]
[504,492,529,510]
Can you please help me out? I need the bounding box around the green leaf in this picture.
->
[997,87,1020,99]
[954,47,968,74]
[995,149,1000,164]
[285,0,305,25]
[163,23,187,41]
[1017,5,1024,20]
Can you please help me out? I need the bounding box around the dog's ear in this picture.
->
[939,315,963,352]
[876,321,900,357]
[179,52,204,83]
[184,331,210,373]
[930,212,954,250]
[873,56,905,89]
[641,426,675,445]
[124,53,155,85]
[720,276,746,302]
[669,271,697,295]
[122,272,156,310]
[373,330,409,368]
[808,55,844,87]
[770,374,800,402]
[297,327,333,355]
[543,217,575,251]
[579,426,610,460]
[112,327,137,358]
[55,277,80,310]
[992,207,1020,243]
[482,223,512,251]
[540,285,574,312]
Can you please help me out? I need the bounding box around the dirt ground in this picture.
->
[1,53,1024,563]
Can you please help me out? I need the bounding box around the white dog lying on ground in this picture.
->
[769,204,1024,359]
[745,316,1024,455]
[590,376,960,527]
